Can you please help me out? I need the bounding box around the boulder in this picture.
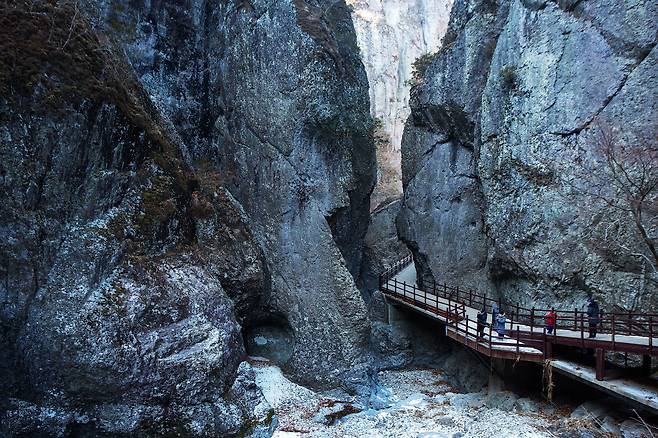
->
[514,398,542,413]
[485,391,519,412]
[450,393,486,410]
[620,419,650,438]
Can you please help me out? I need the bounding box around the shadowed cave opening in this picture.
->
[242,312,295,365]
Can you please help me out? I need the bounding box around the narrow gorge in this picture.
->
[1,1,656,437]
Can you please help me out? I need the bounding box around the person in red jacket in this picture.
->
[545,308,557,335]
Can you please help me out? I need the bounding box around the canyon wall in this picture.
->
[398,0,658,311]
[348,0,453,208]
[0,0,375,435]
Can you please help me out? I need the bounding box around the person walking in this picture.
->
[495,312,508,338]
[477,308,487,338]
[586,297,600,338]
[545,308,557,335]
[491,302,499,329]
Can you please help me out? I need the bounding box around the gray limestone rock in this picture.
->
[100,0,377,388]
[398,0,658,311]
[436,347,489,393]
[205,0,377,388]
[1,0,378,434]
[570,401,611,421]
[370,321,413,370]
[514,397,541,413]
[620,419,650,438]
[450,392,486,409]
[485,391,519,412]
[360,198,411,298]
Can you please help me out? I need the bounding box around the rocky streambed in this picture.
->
[249,358,649,438]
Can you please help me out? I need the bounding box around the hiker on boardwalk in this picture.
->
[587,297,600,338]
[545,308,557,335]
[477,308,487,338]
[491,302,499,328]
[495,312,508,338]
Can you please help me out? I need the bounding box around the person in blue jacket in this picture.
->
[495,312,508,338]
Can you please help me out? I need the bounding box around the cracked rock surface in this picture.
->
[398,0,658,310]
[1,0,375,435]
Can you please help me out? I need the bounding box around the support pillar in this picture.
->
[642,355,652,375]
[387,302,401,327]
[544,341,553,360]
[488,358,506,394]
[595,348,605,381]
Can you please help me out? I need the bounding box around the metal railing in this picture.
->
[382,275,466,321]
[379,256,657,356]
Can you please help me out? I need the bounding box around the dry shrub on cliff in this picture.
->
[499,65,518,91]
[406,53,436,86]
[0,0,177,161]
[566,124,658,278]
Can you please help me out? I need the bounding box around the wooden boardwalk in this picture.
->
[380,257,658,413]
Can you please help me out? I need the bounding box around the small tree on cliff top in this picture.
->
[565,125,658,276]
[406,53,435,87]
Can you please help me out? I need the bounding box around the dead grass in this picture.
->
[0,1,192,181]
[0,1,244,250]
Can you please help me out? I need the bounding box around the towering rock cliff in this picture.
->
[398,0,658,311]
[0,0,375,435]
[208,0,377,389]
[348,0,453,209]
[98,0,377,388]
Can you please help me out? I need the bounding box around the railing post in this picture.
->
[581,314,585,348]
[629,311,632,336]
[596,348,605,381]
[531,307,535,332]
[574,308,578,330]
[650,317,653,355]
[469,289,472,307]
[516,327,520,355]
[489,322,493,356]
[612,314,616,350]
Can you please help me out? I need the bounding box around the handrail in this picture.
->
[380,256,658,341]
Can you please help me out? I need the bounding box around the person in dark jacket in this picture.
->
[491,302,499,328]
[477,308,487,338]
[586,297,600,338]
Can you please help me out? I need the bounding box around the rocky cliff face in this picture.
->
[348,0,453,209]
[398,0,658,311]
[1,0,375,435]
[209,0,377,389]
[347,0,452,210]
[96,0,377,387]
